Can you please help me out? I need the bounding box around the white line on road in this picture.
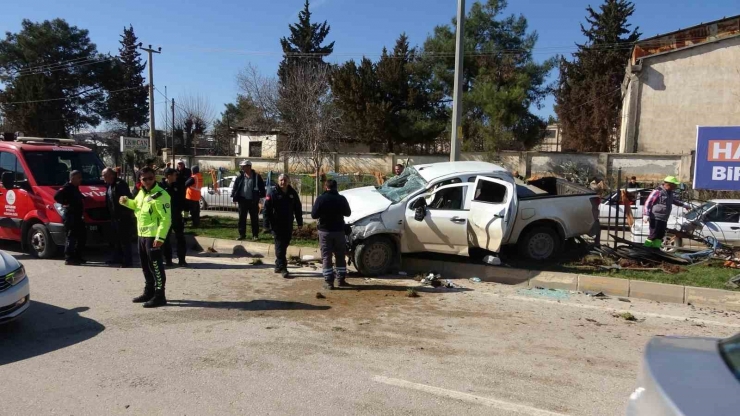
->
[373,375,568,416]
[484,292,740,329]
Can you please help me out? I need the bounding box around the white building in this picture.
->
[233,128,284,159]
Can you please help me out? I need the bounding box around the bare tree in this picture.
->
[236,64,280,130]
[278,64,341,195]
[176,92,215,154]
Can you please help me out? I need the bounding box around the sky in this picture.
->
[1,0,737,128]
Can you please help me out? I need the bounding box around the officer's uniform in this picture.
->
[263,185,303,274]
[121,183,172,307]
[161,178,187,266]
[54,181,86,263]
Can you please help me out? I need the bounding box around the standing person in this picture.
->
[627,176,638,188]
[643,176,690,249]
[54,171,87,265]
[103,168,134,267]
[394,164,405,176]
[160,168,188,267]
[231,160,266,241]
[311,179,352,290]
[120,167,172,308]
[176,159,192,217]
[512,170,524,181]
[263,174,303,278]
[184,165,203,227]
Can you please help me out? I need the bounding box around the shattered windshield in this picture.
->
[685,202,716,221]
[377,167,428,203]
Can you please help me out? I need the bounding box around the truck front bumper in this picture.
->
[48,222,113,247]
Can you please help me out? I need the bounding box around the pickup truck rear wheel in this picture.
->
[354,236,394,276]
[518,226,561,261]
[28,223,57,259]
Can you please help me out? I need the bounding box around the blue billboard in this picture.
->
[693,126,740,191]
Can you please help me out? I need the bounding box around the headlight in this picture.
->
[6,266,27,286]
[353,214,383,227]
[53,203,67,218]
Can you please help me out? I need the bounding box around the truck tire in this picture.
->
[518,226,561,261]
[28,223,57,259]
[199,198,208,210]
[354,236,394,276]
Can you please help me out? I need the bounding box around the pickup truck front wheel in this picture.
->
[354,236,394,276]
[518,226,561,261]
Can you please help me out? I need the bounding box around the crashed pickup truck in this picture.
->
[342,161,600,275]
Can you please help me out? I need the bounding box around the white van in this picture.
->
[0,250,30,323]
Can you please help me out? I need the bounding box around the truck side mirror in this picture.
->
[1,172,14,190]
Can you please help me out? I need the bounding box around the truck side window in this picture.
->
[429,186,464,210]
[474,180,507,204]
[0,152,26,184]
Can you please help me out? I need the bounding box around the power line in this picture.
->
[0,44,140,77]
[38,101,166,125]
[0,85,147,105]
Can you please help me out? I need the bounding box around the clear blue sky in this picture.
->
[1,0,737,127]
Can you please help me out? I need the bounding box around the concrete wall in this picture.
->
[621,36,740,154]
[162,150,695,182]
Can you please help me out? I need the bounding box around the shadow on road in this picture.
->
[0,302,105,366]
[186,263,263,270]
[339,284,473,293]
[168,299,330,311]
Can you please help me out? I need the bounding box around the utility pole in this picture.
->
[450,0,465,162]
[141,44,162,155]
[171,98,176,165]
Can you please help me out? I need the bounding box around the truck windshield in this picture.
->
[24,151,105,186]
[376,167,428,203]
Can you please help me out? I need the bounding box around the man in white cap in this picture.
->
[231,160,265,241]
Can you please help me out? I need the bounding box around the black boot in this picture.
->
[132,289,154,303]
[143,290,167,308]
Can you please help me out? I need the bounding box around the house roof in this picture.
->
[233,126,282,134]
[632,15,740,63]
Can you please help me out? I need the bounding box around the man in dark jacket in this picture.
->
[231,160,266,241]
[263,174,303,278]
[161,168,188,267]
[103,168,134,267]
[54,170,86,265]
[311,179,352,290]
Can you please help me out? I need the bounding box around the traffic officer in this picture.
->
[643,176,690,249]
[120,167,172,308]
[311,179,352,290]
[184,165,202,227]
[263,174,303,278]
[103,167,134,267]
[161,168,188,267]
[54,170,87,265]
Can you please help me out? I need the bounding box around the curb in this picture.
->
[186,236,740,312]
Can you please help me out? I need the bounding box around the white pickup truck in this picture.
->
[342,161,600,275]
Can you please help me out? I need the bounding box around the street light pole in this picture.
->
[450,0,465,162]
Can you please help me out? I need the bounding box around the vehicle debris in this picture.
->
[469,277,482,283]
[613,312,638,321]
[420,273,442,287]
[483,255,502,266]
[315,292,326,299]
[406,288,420,298]
[250,258,263,266]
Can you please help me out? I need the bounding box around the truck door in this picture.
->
[403,183,471,255]
[467,177,515,253]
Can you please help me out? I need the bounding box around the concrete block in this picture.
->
[286,246,302,259]
[685,287,740,312]
[211,238,270,257]
[577,275,629,297]
[530,271,578,291]
[629,280,684,304]
[484,267,532,286]
[189,235,209,252]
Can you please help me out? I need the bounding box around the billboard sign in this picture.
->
[694,126,740,191]
[120,136,149,153]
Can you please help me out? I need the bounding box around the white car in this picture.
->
[0,250,30,324]
[199,174,276,211]
[599,188,693,227]
[632,199,740,247]
[344,161,599,275]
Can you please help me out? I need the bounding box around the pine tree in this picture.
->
[555,0,640,152]
[107,25,148,136]
[278,0,335,83]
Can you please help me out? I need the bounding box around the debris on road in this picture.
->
[250,258,263,266]
[315,292,326,299]
[420,273,442,287]
[406,288,420,298]
[301,254,317,261]
[618,297,632,303]
[206,246,217,253]
[584,291,608,299]
[469,277,482,283]
[614,312,638,321]
[517,287,570,300]
[483,255,502,266]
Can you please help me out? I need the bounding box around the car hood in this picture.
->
[341,186,392,224]
[0,250,21,275]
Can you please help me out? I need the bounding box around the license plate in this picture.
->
[88,225,98,231]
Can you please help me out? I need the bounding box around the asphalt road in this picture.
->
[2,243,738,415]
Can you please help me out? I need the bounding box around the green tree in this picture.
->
[422,0,554,151]
[555,0,640,152]
[106,25,148,136]
[278,0,335,84]
[0,19,112,137]
[332,34,446,152]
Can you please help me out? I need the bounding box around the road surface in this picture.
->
[2,243,737,415]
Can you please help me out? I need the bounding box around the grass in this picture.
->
[184,215,319,248]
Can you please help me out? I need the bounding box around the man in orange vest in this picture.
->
[185,165,203,227]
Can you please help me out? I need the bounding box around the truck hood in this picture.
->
[341,186,392,224]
